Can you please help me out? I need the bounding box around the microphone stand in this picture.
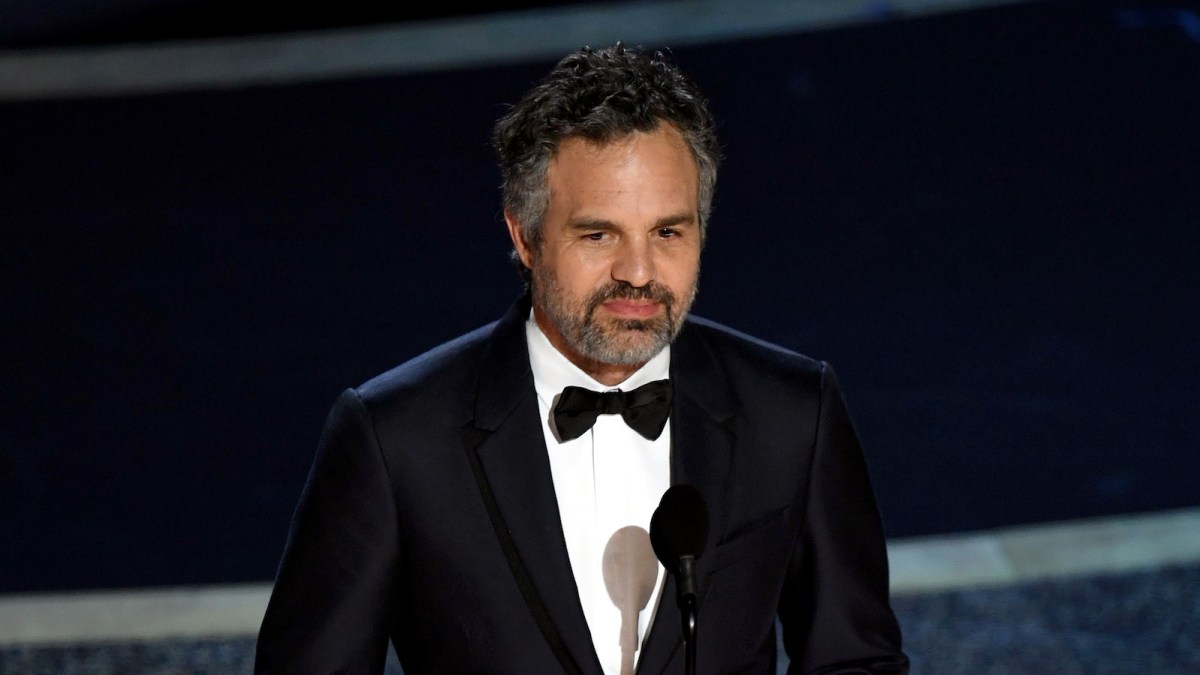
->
[677,555,699,675]
[650,484,709,675]
[682,597,697,675]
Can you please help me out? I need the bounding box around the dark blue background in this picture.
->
[2,1,1197,592]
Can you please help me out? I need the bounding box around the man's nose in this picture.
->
[610,238,655,287]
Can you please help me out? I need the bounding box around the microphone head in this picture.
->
[649,484,710,567]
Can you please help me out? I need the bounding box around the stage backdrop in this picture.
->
[2,0,1197,591]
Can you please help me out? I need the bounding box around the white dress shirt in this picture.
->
[526,313,671,675]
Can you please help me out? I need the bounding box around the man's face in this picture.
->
[507,124,702,381]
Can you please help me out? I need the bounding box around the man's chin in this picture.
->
[578,325,671,366]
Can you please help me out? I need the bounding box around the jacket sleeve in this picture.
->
[255,388,401,674]
[779,364,909,674]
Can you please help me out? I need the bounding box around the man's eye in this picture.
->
[658,228,679,238]
[585,232,606,241]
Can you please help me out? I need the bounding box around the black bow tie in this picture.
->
[553,379,673,442]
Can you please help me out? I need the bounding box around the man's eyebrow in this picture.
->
[567,218,619,232]
[566,213,697,231]
[655,213,697,229]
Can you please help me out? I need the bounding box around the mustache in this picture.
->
[586,282,676,311]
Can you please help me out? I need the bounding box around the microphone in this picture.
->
[650,484,709,602]
[649,484,709,675]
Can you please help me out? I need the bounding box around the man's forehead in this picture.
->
[549,127,693,173]
[551,133,642,167]
[552,122,685,156]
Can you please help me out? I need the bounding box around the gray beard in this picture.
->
[533,265,696,367]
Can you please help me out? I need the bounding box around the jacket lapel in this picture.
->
[463,297,605,675]
[637,320,738,675]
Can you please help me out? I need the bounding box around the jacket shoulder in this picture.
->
[681,315,827,383]
[351,320,498,416]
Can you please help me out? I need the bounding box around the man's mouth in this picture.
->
[600,299,661,319]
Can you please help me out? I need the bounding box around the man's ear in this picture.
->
[504,212,536,269]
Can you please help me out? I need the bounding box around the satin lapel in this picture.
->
[464,297,603,675]
[637,321,737,675]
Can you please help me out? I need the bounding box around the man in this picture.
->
[256,44,908,674]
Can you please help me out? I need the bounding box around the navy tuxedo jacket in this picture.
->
[256,297,908,674]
